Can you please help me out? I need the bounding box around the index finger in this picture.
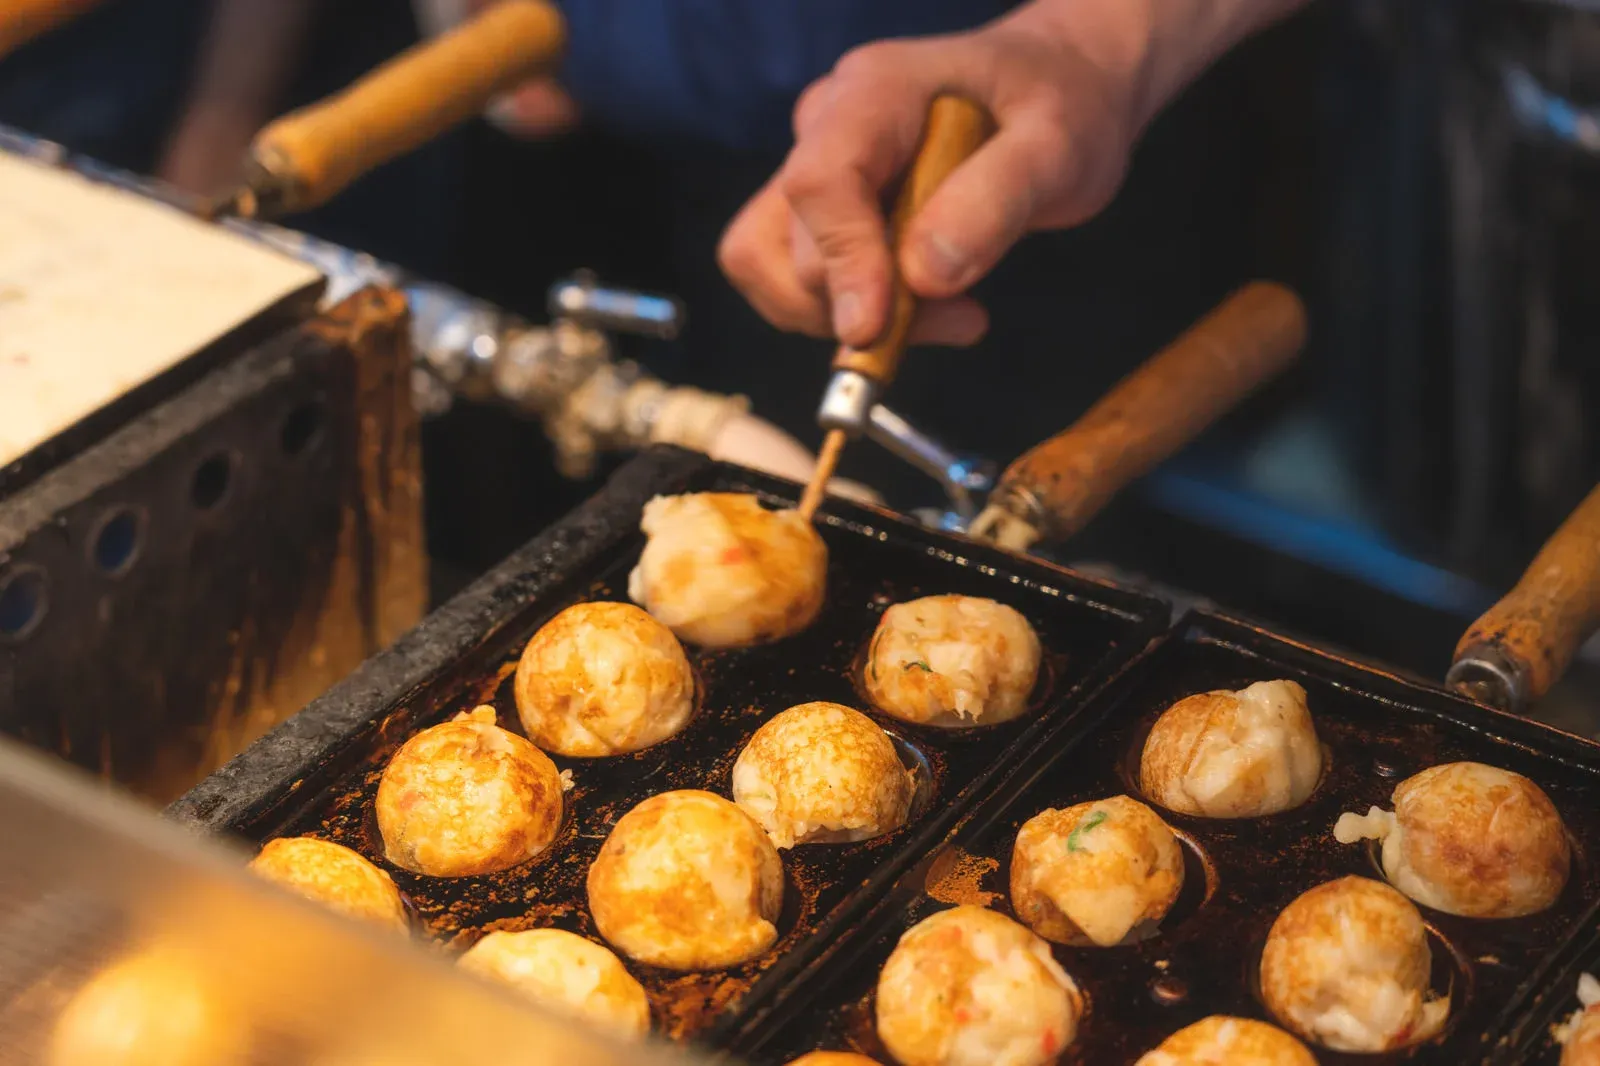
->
[777,46,945,347]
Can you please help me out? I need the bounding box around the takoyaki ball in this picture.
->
[1559,974,1600,1066]
[248,836,408,933]
[587,789,783,970]
[457,929,650,1039]
[1134,1016,1316,1066]
[864,595,1041,728]
[786,1055,885,1066]
[732,701,914,848]
[1140,680,1322,818]
[376,706,565,877]
[1010,796,1184,947]
[876,906,1082,1066]
[49,947,247,1066]
[1334,761,1570,918]
[514,601,695,757]
[627,493,827,648]
[1260,876,1448,1052]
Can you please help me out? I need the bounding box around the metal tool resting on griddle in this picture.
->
[206,0,565,220]
[1449,481,1600,714]
[968,281,1309,550]
[797,95,993,520]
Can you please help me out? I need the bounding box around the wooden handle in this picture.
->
[0,0,102,56]
[993,281,1306,541]
[250,0,564,212]
[831,95,992,386]
[1451,483,1600,709]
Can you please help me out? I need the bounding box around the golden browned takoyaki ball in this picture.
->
[875,906,1081,1066]
[1560,974,1600,1065]
[732,701,914,848]
[457,929,650,1038]
[1140,680,1322,818]
[376,707,565,877]
[587,789,783,970]
[248,836,407,932]
[1134,1016,1317,1065]
[1010,796,1184,947]
[514,601,696,757]
[1260,876,1448,1052]
[784,1055,885,1066]
[49,947,248,1066]
[627,493,827,648]
[1334,761,1570,918]
[863,595,1041,728]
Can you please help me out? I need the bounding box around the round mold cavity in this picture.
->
[1014,825,1219,949]
[1119,693,1334,821]
[0,564,48,640]
[1245,905,1470,1053]
[850,612,1056,734]
[88,506,144,576]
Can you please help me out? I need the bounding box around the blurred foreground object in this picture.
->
[0,733,696,1066]
[0,0,101,57]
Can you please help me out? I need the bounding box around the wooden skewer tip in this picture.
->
[798,429,847,521]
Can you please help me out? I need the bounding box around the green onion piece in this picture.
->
[1066,811,1109,852]
[904,660,932,672]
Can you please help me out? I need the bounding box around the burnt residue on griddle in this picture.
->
[741,612,1600,1066]
[200,455,1167,1049]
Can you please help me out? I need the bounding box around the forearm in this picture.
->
[1007,0,1312,130]
[180,0,316,131]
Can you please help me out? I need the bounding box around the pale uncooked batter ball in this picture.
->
[1334,760,1570,918]
[732,701,914,848]
[457,929,650,1038]
[587,789,783,970]
[628,493,827,647]
[1010,796,1184,947]
[1140,680,1322,818]
[876,906,1081,1066]
[49,947,248,1066]
[249,836,408,932]
[1260,876,1449,1052]
[376,706,565,877]
[863,595,1041,728]
[514,601,696,757]
[1134,1016,1316,1066]
[1560,974,1600,1066]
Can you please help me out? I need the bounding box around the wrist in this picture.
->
[1004,0,1308,131]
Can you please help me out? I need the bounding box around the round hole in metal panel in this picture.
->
[0,565,47,639]
[90,507,144,576]
[190,452,234,511]
[280,399,325,456]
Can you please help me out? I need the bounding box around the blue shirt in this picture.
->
[556,0,1021,154]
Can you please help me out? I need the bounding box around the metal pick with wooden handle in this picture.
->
[210,0,565,220]
[0,0,102,56]
[797,96,993,520]
[1447,483,1600,714]
[969,281,1308,551]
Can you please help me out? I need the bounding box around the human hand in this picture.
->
[718,9,1147,349]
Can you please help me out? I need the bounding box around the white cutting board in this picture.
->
[0,153,322,469]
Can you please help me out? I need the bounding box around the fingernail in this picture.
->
[832,291,863,340]
[915,232,969,288]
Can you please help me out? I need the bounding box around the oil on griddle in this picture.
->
[224,462,1166,1048]
[740,612,1600,1066]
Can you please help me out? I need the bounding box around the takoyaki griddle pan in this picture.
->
[734,610,1600,1066]
[168,446,1168,1047]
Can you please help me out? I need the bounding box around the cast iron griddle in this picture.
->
[734,611,1600,1065]
[170,447,1168,1047]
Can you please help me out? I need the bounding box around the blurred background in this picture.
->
[4,0,1599,704]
